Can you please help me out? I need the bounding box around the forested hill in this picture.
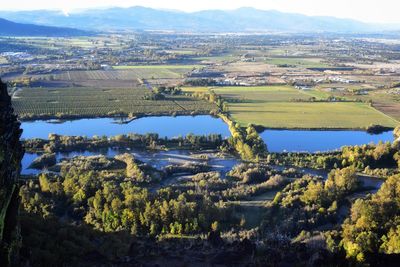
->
[0,17,88,36]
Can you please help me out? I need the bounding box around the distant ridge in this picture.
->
[0,17,89,36]
[0,6,393,33]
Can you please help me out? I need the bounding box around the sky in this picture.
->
[0,0,399,24]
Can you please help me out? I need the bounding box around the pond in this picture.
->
[20,115,231,139]
[261,130,394,153]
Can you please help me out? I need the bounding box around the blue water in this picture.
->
[21,115,231,139]
[21,148,240,176]
[21,148,121,175]
[261,130,394,153]
[20,116,395,153]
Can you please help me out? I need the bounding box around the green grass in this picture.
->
[12,87,216,119]
[316,85,400,121]
[229,102,398,129]
[208,86,399,129]
[300,89,332,99]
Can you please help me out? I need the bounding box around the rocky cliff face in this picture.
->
[0,80,23,266]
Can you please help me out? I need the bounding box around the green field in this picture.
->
[112,65,200,69]
[164,49,198,55]
[265,57,331,68]
[11,37,130,50]
[209,86,399,129]
[111,65,200,78]
[12,87,216,119]
[193,54,238,63]
[315,85,400,122]
[213,85,312,102]
[32,68,194,81]
[107,65,201,79]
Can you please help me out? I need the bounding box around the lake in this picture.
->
[261,130,394,153]
[21,115,231,139]
[21,116,395,153]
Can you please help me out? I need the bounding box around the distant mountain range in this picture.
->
[0,6,397,33]
[0,17,88,36]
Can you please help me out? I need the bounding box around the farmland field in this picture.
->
[212,86,312,102]
[194,56,237,62]
[209,86,399,129]
[11,36,131,50]
[265,57,331,68]
[42,68,193,80]
[228,102,398,129]
[111,65,200,79]
[9,67,200,84]
[356,90,400,122]
[315,85,400,121]
[12,87,216,119]
[164,49,198,55]
[112,65,200,69]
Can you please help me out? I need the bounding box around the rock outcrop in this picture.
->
[0,80,23,266]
